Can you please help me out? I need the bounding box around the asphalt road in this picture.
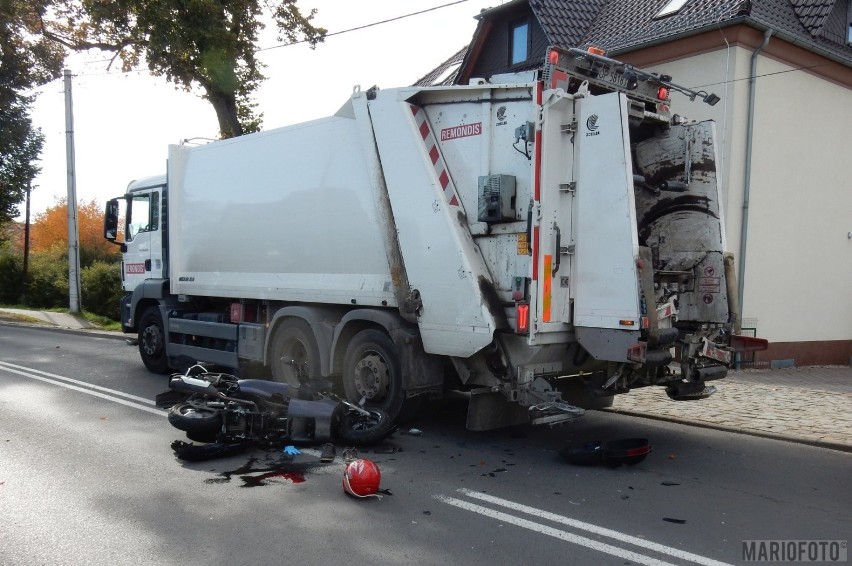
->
[1,323,849,565]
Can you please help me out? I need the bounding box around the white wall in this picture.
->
[743,55,852,342]
[642,46,852,343]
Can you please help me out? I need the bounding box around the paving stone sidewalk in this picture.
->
[607,366,852,451]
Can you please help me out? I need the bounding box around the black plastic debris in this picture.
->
[560,438,651,467]
[661,481,680,486]
[663,518,687,524]
[560,440,604,465]
[171,440,247,462]
[603,438,652,466]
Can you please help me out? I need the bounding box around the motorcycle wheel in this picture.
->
[334,405,394,445]
[168,402,222,436]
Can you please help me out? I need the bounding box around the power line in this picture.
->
[688,63,828,90]
[32,0,476,82]
[257,0,471,52]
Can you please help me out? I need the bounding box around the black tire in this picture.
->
[342,329,417,422]
[334,405,394,445]
[269,319,321,387]
[138,306,171,374]
[168,402,222,435]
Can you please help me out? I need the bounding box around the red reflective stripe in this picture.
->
[449,195,459,206]
[439,170,450,189]
[543,255,552,322]
[429,146,439,164]
[419,120,430,140]
[532,226,540,281]
[410,105,419,116]
[533,81,542,202]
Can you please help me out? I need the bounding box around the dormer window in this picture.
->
[848,1,852,44]
[655,0,689,18]
[510,20,530,65]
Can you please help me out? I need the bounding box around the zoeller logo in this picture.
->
[585,114,600,137]
[496,105,507,126]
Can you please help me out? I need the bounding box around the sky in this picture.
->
[24,0,502,219]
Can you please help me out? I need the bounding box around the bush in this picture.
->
[81,261,122,320]
[25,247,69,308]
[0,246,23,303]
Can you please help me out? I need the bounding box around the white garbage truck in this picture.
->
[104,47,766,429]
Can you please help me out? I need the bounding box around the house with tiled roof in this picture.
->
[416,0,852,367]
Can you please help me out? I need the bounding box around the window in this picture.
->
[510,20,529,65]
[848,1,852,44]
[126,192,158,240]
[655,0,689,18]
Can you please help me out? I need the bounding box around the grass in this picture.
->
[81,311,122,331]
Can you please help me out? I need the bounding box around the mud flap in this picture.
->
[466,389,530,431]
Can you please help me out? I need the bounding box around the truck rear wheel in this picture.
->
[139,306,171,374]
[270,318,321,387]
[342,329,416,423]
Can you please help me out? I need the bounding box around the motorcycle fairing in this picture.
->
[288,398,338,443]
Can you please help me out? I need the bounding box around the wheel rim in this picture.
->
[278,337,312,386]
[141,324,162,357]
[352,353,389,400]
[349,410,383,431]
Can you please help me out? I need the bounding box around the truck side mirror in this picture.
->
[104,199,122,245]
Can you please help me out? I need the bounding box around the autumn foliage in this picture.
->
[29,198,119,264]
[0,197,123,318]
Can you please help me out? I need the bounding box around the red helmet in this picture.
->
[342,459,381,498]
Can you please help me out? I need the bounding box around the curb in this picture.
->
[0,319,128,342]
[603,407,852,453]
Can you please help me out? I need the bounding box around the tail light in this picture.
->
[627,342,646,362]
[516,303,530,334]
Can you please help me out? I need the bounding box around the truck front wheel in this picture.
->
[342,329,412,423]
[139,306,171,374]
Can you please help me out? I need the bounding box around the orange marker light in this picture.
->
[548,50,559,65]
[657,86,669,100]
[587,46,605,56]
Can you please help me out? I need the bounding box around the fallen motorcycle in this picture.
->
[156,364,394,459]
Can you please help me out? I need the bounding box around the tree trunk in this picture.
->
[205,87,243,138]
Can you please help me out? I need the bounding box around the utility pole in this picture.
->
[21,181,33,303]
[64,69,81,313]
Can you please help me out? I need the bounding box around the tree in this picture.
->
[44,0,326,138]
[29,197,119,265]
[0,1,65,227]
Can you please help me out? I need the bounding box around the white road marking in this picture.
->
[435,489,734,566]
[459,489,731,566]
[435,494,679,566]
[0,361,165,417]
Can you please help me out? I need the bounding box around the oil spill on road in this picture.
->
[204,454,320,488]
